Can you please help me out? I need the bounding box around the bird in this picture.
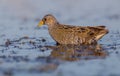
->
[37,14,108,45]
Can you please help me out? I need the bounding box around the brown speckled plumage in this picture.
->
[38,14,109,45]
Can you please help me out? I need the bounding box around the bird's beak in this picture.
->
[37,20,44,27]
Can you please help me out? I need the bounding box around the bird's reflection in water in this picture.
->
[39,44,107,72]
[47,44,107,61]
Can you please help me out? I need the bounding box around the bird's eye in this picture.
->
[44,18,47,21]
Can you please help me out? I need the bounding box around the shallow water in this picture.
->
[0,33,119,76]
[0,0,120,76]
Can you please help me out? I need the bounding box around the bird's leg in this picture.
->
[89,38,97,45]
[56,42,60,45]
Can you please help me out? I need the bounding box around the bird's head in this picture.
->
[37,14,58,27]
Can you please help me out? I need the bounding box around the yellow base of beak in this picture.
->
[37,20,44,27]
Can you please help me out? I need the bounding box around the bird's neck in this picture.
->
[48,22,59,29]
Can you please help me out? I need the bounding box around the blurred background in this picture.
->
[0,0,120,28]
[0,0,120,76]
